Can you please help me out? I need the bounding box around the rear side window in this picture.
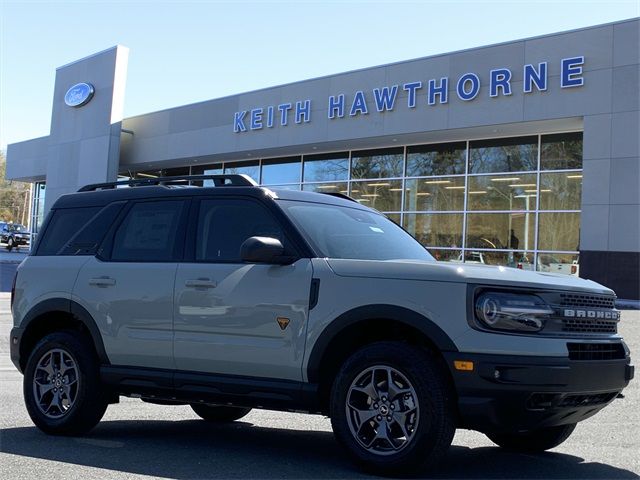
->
[37,207,101,256]
[60,202,126,255]
[111,200,186,262]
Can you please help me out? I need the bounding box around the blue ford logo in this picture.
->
[64,82,95,107]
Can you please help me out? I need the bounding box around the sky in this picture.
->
[1,0,638,150]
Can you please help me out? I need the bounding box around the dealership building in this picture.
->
[6,18,639,299]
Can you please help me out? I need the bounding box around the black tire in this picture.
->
[23,331,109,435]
[6,238,13,251]
[486,423,576,452]
[190,404,252,422]
[330,341,455,475]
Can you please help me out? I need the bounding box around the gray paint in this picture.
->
[5,19,639,285]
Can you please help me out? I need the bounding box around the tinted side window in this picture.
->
[60,202,126,255]
[37,207,101,256]
[196,198,286,262]
[112,200,185,262]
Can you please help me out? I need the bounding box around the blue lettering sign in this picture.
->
[428,77,448,105]
[561,56,584,88]
[278,103,292,126]
[295,100,311,124]
[490,69,512,97]
[350,90,368,116]
[524,62,547,93]
[457,73,480,101]
[234,111,247,132]
[403,82,422,108]
[373,85,398,112]
[250,108,263,130]
[328,94,345,118]
[267,106,275,127]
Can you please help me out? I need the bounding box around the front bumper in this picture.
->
[444,351,634,433]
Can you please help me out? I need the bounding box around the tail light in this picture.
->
[10,271,17,310]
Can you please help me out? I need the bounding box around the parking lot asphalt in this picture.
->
[0,293,638,479]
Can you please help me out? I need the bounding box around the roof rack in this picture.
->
[78,174,258,192]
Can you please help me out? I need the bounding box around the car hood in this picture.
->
[325,258,613,295]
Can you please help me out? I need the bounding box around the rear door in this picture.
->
[173,196,313,381]
[73,198,189,369]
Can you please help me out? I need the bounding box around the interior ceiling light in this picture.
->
[367,182,391,187]
[509,183,537,188]
[491,177,520,182]
[425,180,451,184]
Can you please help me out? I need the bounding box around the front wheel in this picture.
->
[486,424,576,452]
[190,404,252,422]
[23,331,109,435]
[6,238,14,251]
[330,342,455,475]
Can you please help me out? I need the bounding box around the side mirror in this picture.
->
[240,236,293,265]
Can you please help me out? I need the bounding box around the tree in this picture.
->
[0,151,32,226]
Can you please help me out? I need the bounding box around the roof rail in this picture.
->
[319,192,358,203]
[78,174,258,192]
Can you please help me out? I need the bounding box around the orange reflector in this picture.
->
[454,360,474,371]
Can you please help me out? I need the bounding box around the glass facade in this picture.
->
[125,132,583,275]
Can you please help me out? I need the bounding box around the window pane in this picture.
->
[538,212,580,251]
[539,172,582,210]
[467,173,538,211]
[191,163,223,186]
[429,249,462,262]
[403,213,463,248]
[406,142,466,177]
[302,182,348,194]
[541,132,583,170]
[461,250,535,268]
[37,207,100,255]
[303,152,349,182]
[469,136,538,173]
[224,161,260,183]
[112,201,185,262]
[60,203,125,255]
[268,184,301,191]
[537,252,580,275]
[351,147,404,179]
[466,212,536,250]
[405,177,465,211]
[261,156,301,185]
[349,180,403,211]
[196,199,286,262]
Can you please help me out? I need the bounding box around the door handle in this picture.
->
[89,276,116,287]
[185,278,217,289]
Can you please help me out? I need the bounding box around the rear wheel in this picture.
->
[486,424,576,452]
[23,331,109,435]
[190,404,252,422]
[330,342,455,475]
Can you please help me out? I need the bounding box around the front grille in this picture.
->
[562,318,618,334]
[560,293,615,309]
[567,342,626,361]
[558,392,618,408]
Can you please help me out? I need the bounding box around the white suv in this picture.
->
[9,174,634,474]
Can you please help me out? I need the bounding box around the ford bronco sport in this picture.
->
[9,174,634,474]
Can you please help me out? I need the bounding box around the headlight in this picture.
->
[475,292,553,332]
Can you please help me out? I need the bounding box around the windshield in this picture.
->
[279,200,434,261]
[7,224,26,232]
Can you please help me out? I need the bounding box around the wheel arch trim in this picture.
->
[306,304,458,383]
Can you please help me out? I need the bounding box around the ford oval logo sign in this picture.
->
[64,83,95,107]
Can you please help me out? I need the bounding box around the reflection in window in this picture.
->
[266,184,301,191]
[539,172,582,210]
[405,177,465,211]
[302,182,348,194]
[467,174,538,211]
[303,152,349,182]
[541,132,583,170]
[349,180,403,212]
[428,249,462,262]
[466,212,536,250]
[403,213,464,248]
[261,157,301,185]
[224,161,260,183]
[469,136,538,173]
[351,147,404,179]
[406,142,466,177]
[537,252,580,275]
[538,212,580,251]
[457,250,536,268]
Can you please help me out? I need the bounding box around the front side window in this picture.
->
[111,201,185,262]
[196,198,286,262]
[279,200,434,261]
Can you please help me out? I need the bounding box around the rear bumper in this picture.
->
[444,351,634,433]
